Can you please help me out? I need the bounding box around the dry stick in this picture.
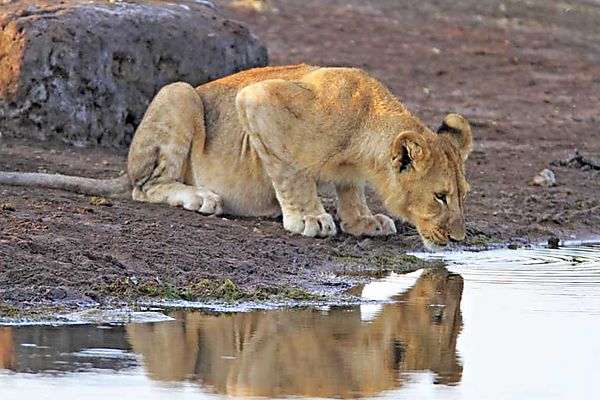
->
[551,149,600,170]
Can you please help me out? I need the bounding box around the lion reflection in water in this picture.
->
[0,328,13,370]
[127,267,463,398]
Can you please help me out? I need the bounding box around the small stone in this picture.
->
[547,236,560,249]
[89,196,112,206]
[231,0,268,11]
[530,168,556,187]
[74,207,94,214]
[48,287,68,300]
[1,202,16,211]
[357,238,373,249]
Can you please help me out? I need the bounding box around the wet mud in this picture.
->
[1,244,599,399]
[1,267,463,397]
[1,0,599,304]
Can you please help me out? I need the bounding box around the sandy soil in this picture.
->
[1,0,599,304]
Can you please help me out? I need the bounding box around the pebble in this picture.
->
[547,236,560,249]
[531,168,556,187]
[89,196,112,207]
[48,287,68,300]
[357,238,373,249]
[1,202,16,211]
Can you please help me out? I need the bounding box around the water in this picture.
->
[1,244,599,399]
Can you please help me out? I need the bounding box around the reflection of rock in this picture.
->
[127,267,464,398]
[0,0,268,147]
[1,325,133,373]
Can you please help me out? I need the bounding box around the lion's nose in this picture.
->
[448,219,466,242]
[448,235,460,243]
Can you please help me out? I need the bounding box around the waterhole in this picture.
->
[1,243,599,399]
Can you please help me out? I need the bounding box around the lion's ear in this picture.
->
[391,131,430,174]
[437,113,473,161]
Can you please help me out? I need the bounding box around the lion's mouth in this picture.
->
[419,227,449,249]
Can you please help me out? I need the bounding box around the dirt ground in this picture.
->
[1,0,599,305]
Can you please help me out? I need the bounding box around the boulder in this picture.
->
[0,0,268,147]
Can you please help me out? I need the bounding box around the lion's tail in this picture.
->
[0,171,132,199]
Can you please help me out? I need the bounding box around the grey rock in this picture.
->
[547,236,560,249]
[48,286,68,300]
[530,168,556,187]
[0,0,268,147]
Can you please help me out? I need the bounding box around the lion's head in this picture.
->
[384,113,472,249]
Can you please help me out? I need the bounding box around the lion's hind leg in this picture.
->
[133,183,222,214]
[127,82,223,215]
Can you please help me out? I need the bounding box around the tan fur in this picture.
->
[0,65,472,247]
[0,328,13,370]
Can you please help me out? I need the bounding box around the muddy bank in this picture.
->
[1,0,599,305]
[0,137,434,305]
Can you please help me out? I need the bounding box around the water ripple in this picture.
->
[415,244,600,292]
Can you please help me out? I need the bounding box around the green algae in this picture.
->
[334,251,444,278]
[94,277,322,303]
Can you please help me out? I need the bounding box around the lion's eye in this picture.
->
[435,193,447,205]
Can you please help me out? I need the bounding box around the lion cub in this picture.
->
[0,65,472,248]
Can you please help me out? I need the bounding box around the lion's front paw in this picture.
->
[283,213,337,238]
[340,213,397,237]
